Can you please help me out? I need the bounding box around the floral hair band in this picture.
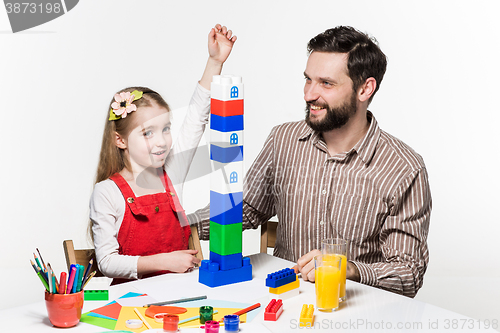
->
[108,90,143,121]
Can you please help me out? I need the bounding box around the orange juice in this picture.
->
[321,239,348,302]
[338,254,346,300]
[315,265,340,311]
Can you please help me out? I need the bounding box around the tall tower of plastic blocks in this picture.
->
[198,75,253,288]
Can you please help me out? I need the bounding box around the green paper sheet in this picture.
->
[80,311,117,330]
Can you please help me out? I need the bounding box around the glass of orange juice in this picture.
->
[314,254,342,312]
[321,238,347,302]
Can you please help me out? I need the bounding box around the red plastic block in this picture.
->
[211,99,244,117]
[264,299,283,321]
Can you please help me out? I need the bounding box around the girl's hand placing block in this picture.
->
[200,24,237,90]
[209,23,237,65]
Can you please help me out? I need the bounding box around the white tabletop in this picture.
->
[2,253,497,332]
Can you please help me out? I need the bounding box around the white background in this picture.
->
[1,0,499,325]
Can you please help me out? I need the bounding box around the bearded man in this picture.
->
[191,26,431,298]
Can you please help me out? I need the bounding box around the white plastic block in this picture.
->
[210,160,244,194]
[211,75,244,101]
[85,277,111,291]
[211,129,244,148]
[268,288,300,301]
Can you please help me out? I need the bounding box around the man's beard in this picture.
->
[305,92,357,132]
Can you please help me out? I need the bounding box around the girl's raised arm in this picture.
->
[199,24,237,90]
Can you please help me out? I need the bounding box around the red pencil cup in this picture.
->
[44,290,84,327]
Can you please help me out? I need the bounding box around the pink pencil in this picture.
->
[66,266,77,294]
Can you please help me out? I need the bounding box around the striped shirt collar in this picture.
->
[298,111,381,165]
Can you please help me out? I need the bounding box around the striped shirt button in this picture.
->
[322,189,327,194]
[319,221,325,226]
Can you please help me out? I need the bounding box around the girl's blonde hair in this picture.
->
[89,86,170,244]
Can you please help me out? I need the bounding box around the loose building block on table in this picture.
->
[266,268,297,288]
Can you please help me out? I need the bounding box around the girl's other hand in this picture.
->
[138,250,201,276]
[163,249,201,273]
[208,23,237,65]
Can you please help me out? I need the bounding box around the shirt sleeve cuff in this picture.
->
[351,261,378,287]
[130,256,139,280]
[97,254,140,280]
[187,207,210,240]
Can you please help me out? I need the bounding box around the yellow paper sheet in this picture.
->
[115,306,246,332]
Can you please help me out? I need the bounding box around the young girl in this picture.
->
[89,24,236,284]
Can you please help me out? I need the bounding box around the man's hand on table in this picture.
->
[293,249,361,283]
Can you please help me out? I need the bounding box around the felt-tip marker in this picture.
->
[66,266,77,294]
[59,272,67,294]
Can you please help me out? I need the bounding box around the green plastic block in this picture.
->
[210,221,242,255]
[84,289,109,301]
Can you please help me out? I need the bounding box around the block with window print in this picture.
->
[210,129,244,148]
[210,75,244,102]
[199,75,252,287]
[210,161,243,195]
[210,129,243,164]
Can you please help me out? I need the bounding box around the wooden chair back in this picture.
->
[260,220,278,253]
[188,225,204,261]
[63,239,103,277]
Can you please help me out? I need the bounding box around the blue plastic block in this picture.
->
[210,191,243,225]
[199,257,252,288]
[210,145,243,163]
[265,268,297,288]
[210,114,244,132]
[210,252,243,271]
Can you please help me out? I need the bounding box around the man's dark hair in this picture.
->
[307,26,387,103]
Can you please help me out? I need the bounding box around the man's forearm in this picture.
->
[346,261,361,282]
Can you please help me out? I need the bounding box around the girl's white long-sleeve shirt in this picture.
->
[90,83,210,280]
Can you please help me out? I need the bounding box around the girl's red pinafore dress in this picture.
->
[109,171,191,285]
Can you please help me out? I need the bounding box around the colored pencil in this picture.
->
[33,253,43,272]
[36,269,49,291]
[47,263,59,294]
[217,303,261,323]
[32,261,48,285]
[178,310,219,325]
[82,259,93,286]
[30,260,39,273]
[134,308,152,329]
[231,303,261,316]
[36,248,47,271]
[52,273,57,294]
[47,265,52,293]
[143,295,207,307]
[54,272,59,293]
[81,270,96,290]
